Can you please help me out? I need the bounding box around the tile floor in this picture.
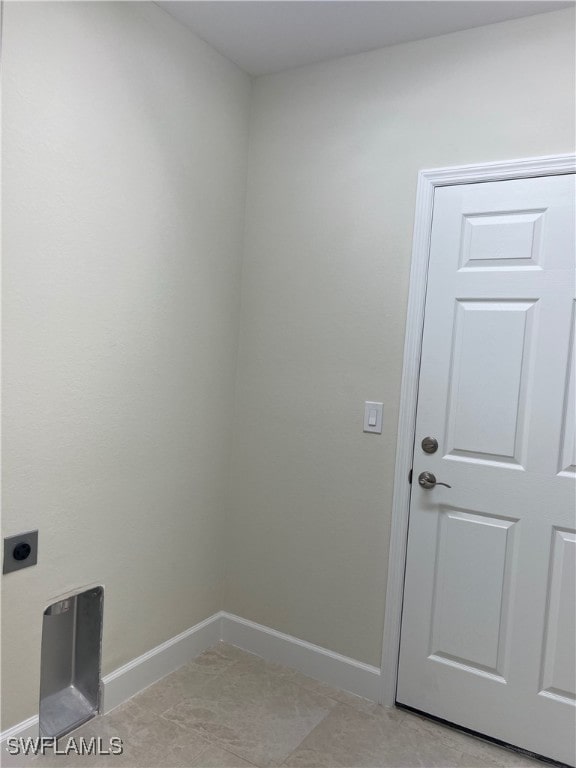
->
[5,644,546,768]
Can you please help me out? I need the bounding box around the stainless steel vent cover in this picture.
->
[39,587,103,738]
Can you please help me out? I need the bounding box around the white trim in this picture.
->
[221,612,381,702]
[1,614,222,748]
[380,153,576,707]
[2,610,382,745]
[101,612,223,714]
[0,715,40,747]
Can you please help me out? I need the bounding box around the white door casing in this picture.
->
[395,172,575,764]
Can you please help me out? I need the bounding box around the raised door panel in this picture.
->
[540,528,576,704]
[460,209,545,271]
[445,300,536,468]
[429,508,517,681]
[559,303,575,477]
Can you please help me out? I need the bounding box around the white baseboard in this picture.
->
[0,715,40,746]
[2,611,382,745]
[221,612,382,703]
[101,612,223,714]
[0,612,222,748]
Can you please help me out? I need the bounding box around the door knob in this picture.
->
[418,471,451,489]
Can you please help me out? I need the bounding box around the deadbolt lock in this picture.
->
[421,436,438,454]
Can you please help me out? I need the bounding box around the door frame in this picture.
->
[380,153,576,707]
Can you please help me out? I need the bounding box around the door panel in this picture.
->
[460,209,546,270]
[540,528,575,703]
[397,174,576,766]
[428,508,517,680]
[559,305,575,477]
[445,299,536,466]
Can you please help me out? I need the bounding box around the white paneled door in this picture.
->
[396,174,576,765]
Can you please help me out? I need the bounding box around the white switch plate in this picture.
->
[363,401,383,434]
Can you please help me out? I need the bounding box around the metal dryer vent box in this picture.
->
[39,587,104,738]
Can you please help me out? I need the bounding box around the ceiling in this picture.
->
[157,1,573,76]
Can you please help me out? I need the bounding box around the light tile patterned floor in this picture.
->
[4,644,546,768]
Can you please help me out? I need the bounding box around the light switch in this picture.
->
[363,401,383,434]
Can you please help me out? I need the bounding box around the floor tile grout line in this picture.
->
[192,742,262,768]
[276,703,340,768]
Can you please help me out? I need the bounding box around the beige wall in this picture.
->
[2,2,250,729]
[226,8,576,667]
